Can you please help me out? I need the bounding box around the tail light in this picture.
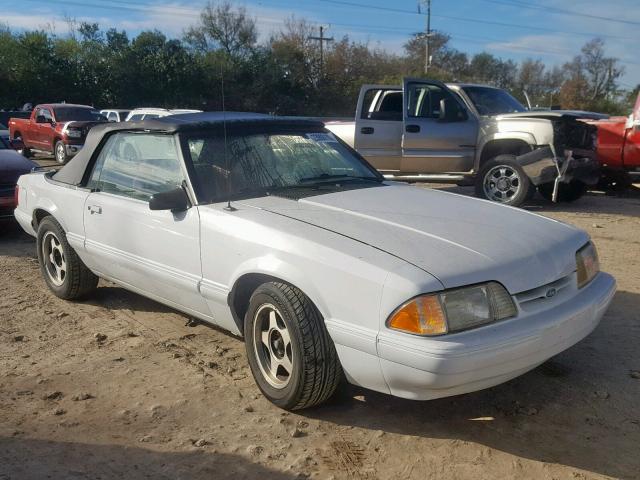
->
[14,185,19,207]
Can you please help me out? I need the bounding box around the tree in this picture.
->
[184,1,256,58]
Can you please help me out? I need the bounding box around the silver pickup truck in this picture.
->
[326,78,603,206]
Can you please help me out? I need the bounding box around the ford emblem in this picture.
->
[545,288,557,298]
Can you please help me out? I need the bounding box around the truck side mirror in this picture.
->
[149,187,190,212]
[36,115,47,123]
[438,99,447,121]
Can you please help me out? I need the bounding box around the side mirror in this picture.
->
[149,187,190,212]
[9,137,25,151]
[438,98,467,122]
[438,99,447,121]
[36,115,47,123]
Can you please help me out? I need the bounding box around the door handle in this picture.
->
[405,124,420,133]
[88,205,102,215]
[360,127,374,134]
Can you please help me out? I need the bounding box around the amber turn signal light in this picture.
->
[387,295,448,336]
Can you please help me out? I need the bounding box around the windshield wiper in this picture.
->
[298,174,382,184]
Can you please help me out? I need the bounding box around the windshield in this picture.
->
[54,107,106,122]
[461,86,526,115]
[184,131,381,202]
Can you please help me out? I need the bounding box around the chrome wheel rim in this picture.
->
[42,231,66,286]
[56,143,65,163]
[483,165,521,202]
[252,304,293,389]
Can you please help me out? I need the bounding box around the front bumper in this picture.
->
[518,146,600,187]
[376,272,616,400]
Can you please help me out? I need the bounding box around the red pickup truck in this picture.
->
[9,104,107,164]
[588,93,640,188]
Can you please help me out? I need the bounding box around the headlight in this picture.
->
[576,242,599,288]
[66,129,82,138]
[387,282,517,336]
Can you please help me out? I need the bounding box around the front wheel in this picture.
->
[244,282,342,410]
[538,180,587,202]
[54,140,69,164]
[37,216,98,299]
[475,155,533,207]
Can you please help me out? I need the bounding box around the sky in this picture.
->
[1,0,638,89]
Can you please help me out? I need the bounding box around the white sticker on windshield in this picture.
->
[305,132,338,143]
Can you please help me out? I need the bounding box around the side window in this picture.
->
[107,112,118,122]
[37,108,52,123]
[360,89,402,121]
[128,114,144,121]
[407,83,466,121]
[87,133,184,201]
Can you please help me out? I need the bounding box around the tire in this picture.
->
[538,180,587,203]
[596,169,632,192]
[36,216,98,300]
[244,281,342,410]
[475,155,533,207]
[54,140,68,164]
[13,136,31,158]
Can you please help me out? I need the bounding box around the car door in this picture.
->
[354,85,403,172]
[35,107,53,149]
[401,78,478,173]
[82,131,211,318]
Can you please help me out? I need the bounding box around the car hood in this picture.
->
[0,150,39,184]
[241,185,588,293]
[496,110,609,121]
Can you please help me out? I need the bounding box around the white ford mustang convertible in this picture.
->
[14,112,616,410]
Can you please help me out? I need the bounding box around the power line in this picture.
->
[479,0,640,27]
[13,0,640,68]
[312,0,636,40]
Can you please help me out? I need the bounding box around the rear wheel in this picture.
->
[13,136,31,158]
[244,282,342,410]
[538,180,587,202]
[37,217,98,299]
[54,141,68,164]
[475,155,533,207]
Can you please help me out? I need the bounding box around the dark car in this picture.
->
[0,140,38,219]
[0,122,10,148]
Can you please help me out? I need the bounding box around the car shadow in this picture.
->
[0,219,36,258]
[0,436,298,480]
[82,285,177,315]
[302,290,640,480]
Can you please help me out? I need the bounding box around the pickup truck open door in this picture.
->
[354,85,404,172]
[401,78,478,173]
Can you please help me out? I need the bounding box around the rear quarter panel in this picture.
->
[17,173,90,254]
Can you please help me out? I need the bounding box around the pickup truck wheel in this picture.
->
[37,217,98,300]
[475,155,533,207]
[244,282,342,410]
[55,141,68,164]
[538,180,587,203]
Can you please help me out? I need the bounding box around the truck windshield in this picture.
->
[184,131,381,202]
[461,86,526,115]
[54,107,106,122]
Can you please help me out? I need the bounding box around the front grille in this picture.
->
[515,273,573,308]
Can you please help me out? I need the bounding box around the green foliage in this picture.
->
[0,6,633,116]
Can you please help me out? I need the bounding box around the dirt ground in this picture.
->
[1,163,639,479]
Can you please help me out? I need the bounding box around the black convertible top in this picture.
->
[52,112,326,185]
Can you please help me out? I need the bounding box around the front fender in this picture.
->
[476,132,537,168]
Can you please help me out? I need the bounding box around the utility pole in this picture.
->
[421,0,432,74]
[308,26,334,80]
